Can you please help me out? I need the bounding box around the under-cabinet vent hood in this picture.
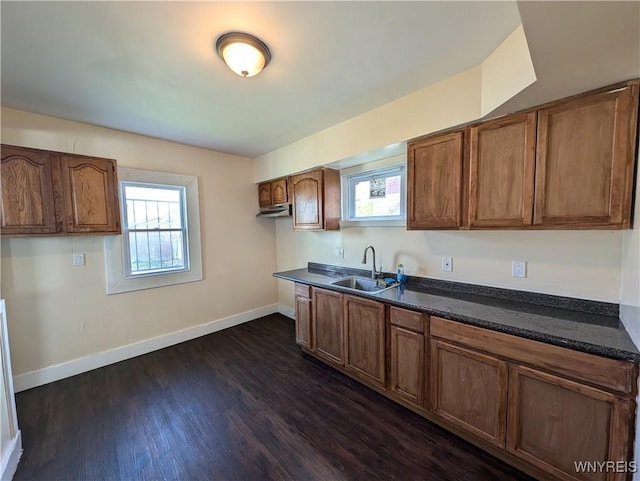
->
[256,205,292,218]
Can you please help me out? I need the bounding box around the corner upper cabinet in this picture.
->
[258,182,272,207]
[1,145,59,235]
[467,112,536,228]
[291,168,340,231]
[407,130,463,229]
[62,155,120,234]
[0,144,121,236]
[534,82,639,228]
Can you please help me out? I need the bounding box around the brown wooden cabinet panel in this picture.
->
[62,155,120,234]
[390,325,424,407]
[258,182,272,207]
[430,340,508,448]
[468,112,536,227]
[408,130,463,229]
[312,288,344,365]
[295,295,312,349]
[534,83,638,228]
[291,169,340,231]
[1,145,58,234]
[344,295,386,387]
[271,178,288,205]
[507,365,633,481]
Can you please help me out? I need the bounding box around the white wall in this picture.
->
[1,108,278,382]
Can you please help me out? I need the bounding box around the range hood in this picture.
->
[256,204,292,218]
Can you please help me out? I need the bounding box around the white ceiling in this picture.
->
[2,2,639,160]
[1,1,522,158]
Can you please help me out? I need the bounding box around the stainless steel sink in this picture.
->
[331,276,397,294]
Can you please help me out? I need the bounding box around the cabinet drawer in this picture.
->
[430,316,636,395]
[390,307,425,333]
[294,283,310,298]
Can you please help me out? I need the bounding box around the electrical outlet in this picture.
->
[335,248,344,259]
[441,256,453,272]
[512,260,527,278]
[72,253,85,267]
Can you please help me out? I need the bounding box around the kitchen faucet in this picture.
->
[362,245,380,279]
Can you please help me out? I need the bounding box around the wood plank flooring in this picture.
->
[14,314,534,481]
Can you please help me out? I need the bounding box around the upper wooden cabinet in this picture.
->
[258,177,289,208]
[534,84,638,228]
[62,155,120,233]
[407,130,463,229]
[407,80,639,230]
[1,145,58,235]
[467,112,536,227]
[1,144,121,237]
[291,168,340,231]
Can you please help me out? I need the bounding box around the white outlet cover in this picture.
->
[442,256,453,272]
[512,260,527,278]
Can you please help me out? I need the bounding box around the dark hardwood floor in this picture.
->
[14,314,534,481]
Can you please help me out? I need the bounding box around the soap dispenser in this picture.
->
[396,264,405,286]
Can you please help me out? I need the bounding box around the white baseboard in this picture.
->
[0,431,22,481]
[278,304,295,319]
[13,304,278,392]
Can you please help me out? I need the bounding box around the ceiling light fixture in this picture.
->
[215,32,271,78]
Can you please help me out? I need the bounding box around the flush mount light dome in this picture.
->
[215,32,271,78]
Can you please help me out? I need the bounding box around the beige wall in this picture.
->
[1,108,278,377]
[275,218,623,311]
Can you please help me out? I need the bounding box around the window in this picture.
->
[121,183,188,277]
[104,168,202,294]
[342,164,406,226]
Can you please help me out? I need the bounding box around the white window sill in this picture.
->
[340,220,406,228]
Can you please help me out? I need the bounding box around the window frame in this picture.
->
[104,167,203,295]
[341,162,407,227]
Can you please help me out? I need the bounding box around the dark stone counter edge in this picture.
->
[307,262,619,317]
[274,269,640,364]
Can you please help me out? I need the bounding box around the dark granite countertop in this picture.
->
[274,263,640,363]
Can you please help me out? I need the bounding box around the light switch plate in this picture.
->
[73,253,85,267]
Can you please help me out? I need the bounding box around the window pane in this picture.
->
[354,174,402,218]
[123,185,183,230]
[129,230,185,275]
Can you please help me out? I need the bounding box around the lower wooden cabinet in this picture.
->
[294,284,311,349]
[507,365,633,481]
[389,307,425,407]
[312,288,345,365]
[430,339,508,448]
[295,292,638,481]
[344,295,386,387]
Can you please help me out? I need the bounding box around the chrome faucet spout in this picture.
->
[362,245,377,279]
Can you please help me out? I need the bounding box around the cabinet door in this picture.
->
[62,156,120,233]
[430,340,508,448]
[312,288,344,365]
[1,145,58,235]
[271,178,288,205]
[258,182,272,207]
[344,295,386,387]
[507,365,633,481]
[534,84,638,228]
[291,170,324,230]
[468,112,536,227]
[390,325,424,407]
[408,130,463,229]
[295,295,312,349]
